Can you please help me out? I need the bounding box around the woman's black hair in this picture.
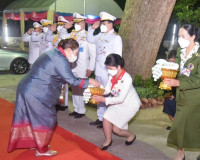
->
[105,54,125,68]
[167,50,177,59]
[182,24,200,41]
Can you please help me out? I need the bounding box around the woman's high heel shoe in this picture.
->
[125,135,136,145]
[100,141,112,150]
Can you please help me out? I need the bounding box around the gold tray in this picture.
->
[89,88,105,96]
[89,88,105,105]
[161,68,178,79]
[159,82,172,90]
[89,98,99,105]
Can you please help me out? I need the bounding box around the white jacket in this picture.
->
[22,32,44,64]
[104,72,140,107]
[58,28,96,78]
[86,27,122,79]
[39,29,55,55]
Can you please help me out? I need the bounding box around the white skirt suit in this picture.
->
[103,72,141,130]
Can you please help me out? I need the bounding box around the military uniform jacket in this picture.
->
[176,45,200,106]
[167,43,200,149]
[59,28,96,78]
[40,29,55,55]
[22,32,44,64]
[86,27,122,78]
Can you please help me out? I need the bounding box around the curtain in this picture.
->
[5,12,121,24]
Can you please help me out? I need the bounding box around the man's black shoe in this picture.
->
[197,155,200,160]
[69,111,78,116]
[56,104,68,111]
[90,119,102,125]
[74,113,85,118]
[97,122,103,128]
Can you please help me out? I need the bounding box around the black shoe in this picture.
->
[97,122,103,128]
[197,155,200,160]
[74,113,85,118]
[90,119,102,125]
[182,155,185,160]
[69,111,78,116]
[100,141,112,150]
[125,135,136,145]
[55,104,68,111]
[166,126,171,130]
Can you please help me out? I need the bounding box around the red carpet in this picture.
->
[0,98,121,160]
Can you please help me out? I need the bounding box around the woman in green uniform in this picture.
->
[163,24,200,160]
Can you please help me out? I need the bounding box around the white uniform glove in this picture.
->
[83,88,92,103]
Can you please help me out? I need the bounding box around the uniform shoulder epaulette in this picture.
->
[85,31,88,34]
[72,29,77,33]
[114,31,119,35]
[196,52,200,57]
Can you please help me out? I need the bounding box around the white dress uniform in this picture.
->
[39,19,54,55]
[61,28,96,114]
[54,25,69,107]
[86,12,123,121]
[46,16,70,107]
[71,29,96,114]
[104,72,140,129]
[22,22,44,66]
[44,17,69,52]
[59,13,96,114]
[40,29,57,54]
[54,16,70,48]
[45,27,63,49]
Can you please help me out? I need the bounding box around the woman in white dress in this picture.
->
[92,54,141,150]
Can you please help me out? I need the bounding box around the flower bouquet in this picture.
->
[83,85,105,104]
[152,59,179,90]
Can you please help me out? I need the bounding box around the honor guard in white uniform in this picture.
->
[22,22,44,67]
[45,16,71,50]
[39,19,53,55]
[86,12,122,127]
[59,13,96,118]
[48,16,73,110]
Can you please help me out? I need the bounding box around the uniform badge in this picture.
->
[79,47,84,52]
[181,67,191,77]
[187,63,194,70]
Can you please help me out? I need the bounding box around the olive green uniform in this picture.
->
[167,48,200,150]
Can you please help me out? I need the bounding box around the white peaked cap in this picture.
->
[58,16,69,23]
[99,12,116,21]
[73,13,87,19]
[33,22,42,28]
[40,19,53,26]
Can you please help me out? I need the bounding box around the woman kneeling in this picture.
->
[92,54,140,150]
